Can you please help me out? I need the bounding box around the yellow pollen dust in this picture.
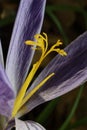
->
[12,33,67,118]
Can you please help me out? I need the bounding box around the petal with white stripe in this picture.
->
[6,0,46,95]
[18,31,87,116]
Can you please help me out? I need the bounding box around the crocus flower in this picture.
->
[0,0,87,130]
[0,0,46,129]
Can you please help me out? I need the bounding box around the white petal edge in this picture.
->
[0,40,4,67]
[16,118,46,130]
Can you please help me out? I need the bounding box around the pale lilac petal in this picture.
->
[18,31,87,116]
[6,0,46,95]
[16,118,46,130]
[0,64,14,117]
[0,41,14,117]
[0,40,4,67]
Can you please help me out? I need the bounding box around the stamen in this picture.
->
[12,33,67,118]
[20,73,54,109]
[12,61,42,117]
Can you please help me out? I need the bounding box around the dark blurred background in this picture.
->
[0,0,87,130]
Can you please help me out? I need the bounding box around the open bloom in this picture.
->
[0,0,46,129]
[1,0,87,129]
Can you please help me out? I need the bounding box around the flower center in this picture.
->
[11,33,67,118]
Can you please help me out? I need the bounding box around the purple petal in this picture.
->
[16,118,46,130]
[0,40,4,67]
[0,64,14,117]
[18,31,87,116]
[6,0,46,95]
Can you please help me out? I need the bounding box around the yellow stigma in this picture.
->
[12,33,67,118]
